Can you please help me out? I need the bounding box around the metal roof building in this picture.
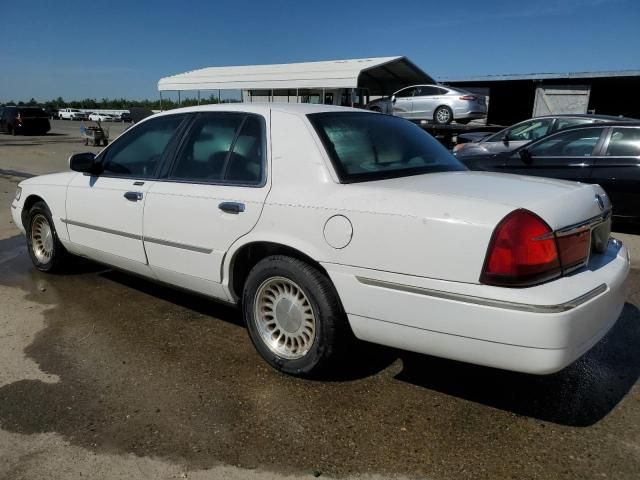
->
[158,56,434,106]
[440,70,640,125]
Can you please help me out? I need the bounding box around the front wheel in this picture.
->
[26,201,69,272]
[243,255,348,377]
[434,105,453,125]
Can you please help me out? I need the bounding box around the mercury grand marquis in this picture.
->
[11,104,630,377]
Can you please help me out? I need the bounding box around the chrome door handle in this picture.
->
[218,202,245,214]
[124,191,143,201]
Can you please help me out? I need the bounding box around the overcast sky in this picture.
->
[1,0,638,102]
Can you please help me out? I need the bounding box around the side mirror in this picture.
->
[391,95,396,104]
[518,148,533,165]
[69,152,98,174]
[502,135,509,145]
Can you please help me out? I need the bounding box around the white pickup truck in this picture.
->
[58,108,89,121]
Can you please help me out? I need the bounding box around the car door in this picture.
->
[392,87,416,118]
[410,86,440,119]
[502,126,605,182]
[65,114,186,275]
[590,126,640,219]
[142,112,270,298]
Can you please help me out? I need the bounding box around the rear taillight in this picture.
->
[555,226,591,272]
[481,209,560,287]
[481,210,593,287]
[459,95,477,101]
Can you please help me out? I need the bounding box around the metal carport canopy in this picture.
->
[157,56,434,95]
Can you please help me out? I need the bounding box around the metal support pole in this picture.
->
[197,90,201,105]
[322,88,325,105]
[178,91,181,106]
[218,89,221,104]
[271,89,274,103]
[296,88,299,103]
[159,91,163,111]
[350,88,354,107]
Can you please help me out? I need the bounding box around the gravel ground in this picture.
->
[0,120,639,480]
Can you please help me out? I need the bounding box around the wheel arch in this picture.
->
[21,194,46,228]
[226,240,330,303]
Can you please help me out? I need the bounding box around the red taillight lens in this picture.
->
[459,95,477,101]
[556,227,590,271]
[481,209,561,287]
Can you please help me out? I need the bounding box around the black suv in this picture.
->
[0,106,51,135]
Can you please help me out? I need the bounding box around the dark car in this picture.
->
[0,106,51,135]
[461,122,640,221]
[454,114,636,156]
[118,111,132,122]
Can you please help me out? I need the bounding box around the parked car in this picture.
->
[11,104,628,377]
[0,106,51,135]
[460,122,640,221]
[454,114,635,156]
[118,111,132,122]
[366,85,487,125]
[88,112,116,122]
[58,108,89,120]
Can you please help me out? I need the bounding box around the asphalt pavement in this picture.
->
[0,120,639,480]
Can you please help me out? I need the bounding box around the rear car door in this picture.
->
[65,114,186,275]
[590,126,640,220]
[392,87,416,118]
[142,111,270,298]
[502,126,606,182]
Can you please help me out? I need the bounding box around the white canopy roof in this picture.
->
[158,56,434,95]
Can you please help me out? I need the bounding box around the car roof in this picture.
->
[153,103,375,119]
[523,113,637,121]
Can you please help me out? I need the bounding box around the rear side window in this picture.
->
[395,88,416,98]
[170,113,265,185]
[308,112,465,183]
[606,127,640,156]
[528,127,603,157]
[101,114,184,178]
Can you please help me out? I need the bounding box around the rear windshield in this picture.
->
[308,112,465,183]
[18,108,48,118]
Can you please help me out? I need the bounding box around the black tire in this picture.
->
[434,105,453,125]
[26,201,69,273]
[242,255,348,377]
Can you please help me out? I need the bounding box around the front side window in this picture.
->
[606,127,640,156]
[528,127,603,157]
[556,118,595,130]
[308,112,465,183]
[170,113,265,185]
[395,88,416,98]
[100,114,184,178]
[507,119,553,141]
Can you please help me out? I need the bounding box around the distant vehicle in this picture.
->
[0,106,51,135]
[59,108,89,121]
[366,85,487,125]
[45,107,59,119]
[88,112,116,122]
[459,122,640,221]
[118,111,132,122]
[454,114,636,157]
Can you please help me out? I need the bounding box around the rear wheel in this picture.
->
[243,255,348,377]
[26,201,69,272]
[434,105,453,125]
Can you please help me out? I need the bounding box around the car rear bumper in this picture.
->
[325,239,629,374]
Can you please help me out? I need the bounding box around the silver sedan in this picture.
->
[366,85,487,125]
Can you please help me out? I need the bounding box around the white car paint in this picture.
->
[11,103,630,375]
[88,113,115,122]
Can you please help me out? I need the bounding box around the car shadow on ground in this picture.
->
[99,265,640,427]
[394,301,640,427]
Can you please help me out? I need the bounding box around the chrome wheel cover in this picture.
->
[30,214,53,264]
[436,108,451,123]
[254,276,317,359]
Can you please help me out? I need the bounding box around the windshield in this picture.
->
[308,112,465,183]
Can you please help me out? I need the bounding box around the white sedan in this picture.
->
[10,104,629,377]
[88,112,115,122]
